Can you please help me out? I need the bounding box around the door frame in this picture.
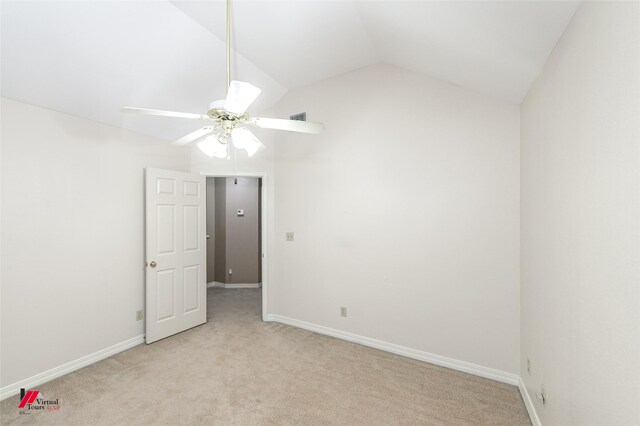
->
[201,171,269,321]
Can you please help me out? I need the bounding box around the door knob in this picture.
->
[149,261,157,268]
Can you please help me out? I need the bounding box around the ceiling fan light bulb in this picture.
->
[245,140,262,157]
[233,139,247,149]
[231,127,249,149]
[197,136,216,157]
[213,145,228,159]
[217,134,228,145]
[232,127,263,156]
[198,135,228,159]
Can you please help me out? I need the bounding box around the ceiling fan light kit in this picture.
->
[197,135,228,159]
[120,0,324,159]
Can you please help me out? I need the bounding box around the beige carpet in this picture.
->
[1,288,531,425]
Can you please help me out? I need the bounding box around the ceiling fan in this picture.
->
[120,0,324,158]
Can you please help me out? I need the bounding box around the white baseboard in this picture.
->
[518,377,541,426]
[225,283,261,289]
[207,281,261,289]
[266,314,519,386]
[0,335,144,401]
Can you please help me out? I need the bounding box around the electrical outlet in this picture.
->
[286,232,295,241]
[136,310,143,321]
[527,358,531,375]
[340,306,347,317]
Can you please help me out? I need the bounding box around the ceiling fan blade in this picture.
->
[120,107,209,120]
[224,81,262,115]
[172,126,216,146]
[250,117,325,134]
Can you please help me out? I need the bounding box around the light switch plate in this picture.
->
[286,232,295,241]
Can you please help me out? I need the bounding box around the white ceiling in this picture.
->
[1,1,580,142]
[173,1,580,101]
[170,1,379,90]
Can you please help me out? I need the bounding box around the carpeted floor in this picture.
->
[0,288,531,425]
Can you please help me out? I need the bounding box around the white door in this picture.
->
[145,168,207,343]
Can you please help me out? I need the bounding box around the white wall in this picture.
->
[0,98,190,388]
[520,2,640,425]
[267,63,521,374]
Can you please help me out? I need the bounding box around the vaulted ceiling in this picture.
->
[1,1,580,142]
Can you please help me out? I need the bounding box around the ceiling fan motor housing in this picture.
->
[207,99,248,125]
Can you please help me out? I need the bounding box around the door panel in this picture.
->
[183,265,200,313]
[157,205,176,254]
[183,180,200,196]
[145,168,206,343]
[157,178,176,195]
[183,205,200,252]
[156,269,176,321]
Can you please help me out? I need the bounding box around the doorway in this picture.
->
[203,173,267,320]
